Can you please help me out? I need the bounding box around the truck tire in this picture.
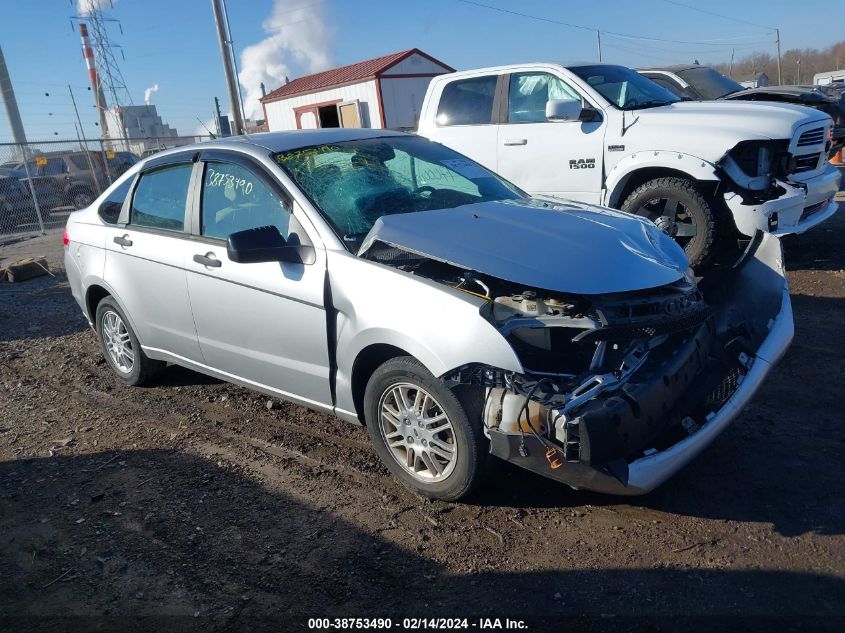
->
[621,177,716,268]
[363,356,486,501]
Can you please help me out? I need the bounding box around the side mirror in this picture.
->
[545,99,600,122]
[227,225,316,265]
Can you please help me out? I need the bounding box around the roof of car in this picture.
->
[141,128,413,163]
[637,65,702,73]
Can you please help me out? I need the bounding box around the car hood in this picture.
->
[358,198,689,296]
[724,86,833,103]
[618,100,832,161]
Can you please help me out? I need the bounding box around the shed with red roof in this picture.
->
[260,49,453,132]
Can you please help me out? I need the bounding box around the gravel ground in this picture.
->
[1,189,844,631]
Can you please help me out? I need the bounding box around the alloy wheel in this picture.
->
[101,310,134,374]
[378,382,458,482]
[638,196,698,248]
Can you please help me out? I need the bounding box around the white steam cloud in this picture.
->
[144,84,159,105]
[238,0,332,120]
[77,0,116,16]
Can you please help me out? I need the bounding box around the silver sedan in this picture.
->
[64,129,792,500]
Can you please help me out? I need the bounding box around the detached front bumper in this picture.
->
[489,232,793,495]
[725,162,841,238]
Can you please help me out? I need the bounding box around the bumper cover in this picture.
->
[725,162,841,237]
[490,232,793,495]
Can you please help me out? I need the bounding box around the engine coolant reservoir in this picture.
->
[484,389,548,434]
[493,292,551,349]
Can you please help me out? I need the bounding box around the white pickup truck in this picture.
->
[418,63,841,266]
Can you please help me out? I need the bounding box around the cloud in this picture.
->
[238,0,332,120]
[77,0,116,15]
[143,84,159,105]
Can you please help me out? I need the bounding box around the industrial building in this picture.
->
[260,49,453,132]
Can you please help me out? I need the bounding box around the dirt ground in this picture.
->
[2,184,844,631]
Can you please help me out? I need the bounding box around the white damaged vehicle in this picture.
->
[418,63,841,267]
[64,130,792,500]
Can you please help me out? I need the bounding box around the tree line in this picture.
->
[710,39,845,85]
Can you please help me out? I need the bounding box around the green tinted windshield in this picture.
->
[273,136,522,243]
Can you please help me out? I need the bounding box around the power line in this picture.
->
[659,0,775,31]
[456,0,771,46]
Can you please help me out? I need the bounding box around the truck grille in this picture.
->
[793,153,821,172]
[797,127,825,147]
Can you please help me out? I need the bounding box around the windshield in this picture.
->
[571,64,680,110]
[274,136,523,246]
[676,67,743,100]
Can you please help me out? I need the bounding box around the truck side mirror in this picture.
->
[546,100,600,122]
[545,99,582,121]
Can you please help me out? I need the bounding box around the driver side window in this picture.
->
[507,72,581,123]
[200,162,292,240]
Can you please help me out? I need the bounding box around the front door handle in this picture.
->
[503,138,528,146]
[193,253,222,268]
[113,235,132,247]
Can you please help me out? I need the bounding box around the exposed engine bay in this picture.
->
[361,230,790,493]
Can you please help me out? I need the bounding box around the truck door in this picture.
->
[420,74,500,174]
[496,71,605,203]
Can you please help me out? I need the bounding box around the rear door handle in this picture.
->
[193,253,222,268]
[113,235,132,247]
[503,138,527,146]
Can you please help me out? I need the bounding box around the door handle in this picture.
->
[113,235,132,247]
[193,253,222,268]
[503,138,528,146]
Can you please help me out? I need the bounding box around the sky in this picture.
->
[0,0,843,143]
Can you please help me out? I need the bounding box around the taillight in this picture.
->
[63,227,70,247]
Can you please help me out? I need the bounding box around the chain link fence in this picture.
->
[0,135,212,241]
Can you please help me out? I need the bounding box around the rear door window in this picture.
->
[99,178,133,225]
[436,76,498,126]
[130,164,192,232]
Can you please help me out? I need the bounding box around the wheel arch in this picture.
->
[605,152,720,208]
[83,281,145,347]
[350,343,414,424]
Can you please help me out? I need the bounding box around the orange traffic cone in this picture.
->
[831,148,844,166]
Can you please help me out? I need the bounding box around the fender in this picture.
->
[603,150,720,208]
[326,252,523,417]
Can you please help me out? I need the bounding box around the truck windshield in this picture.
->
[274,136,523,246]
[571,64,680,110]
[675,67,744,100]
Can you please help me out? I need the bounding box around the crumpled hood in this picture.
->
[358,198,690,295]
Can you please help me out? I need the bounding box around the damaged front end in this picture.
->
[718,126,841,237]
[440,232,793,495]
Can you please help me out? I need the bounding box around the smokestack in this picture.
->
[260,82,266,98]
[79,23,110,136]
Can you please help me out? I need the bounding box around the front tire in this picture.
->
[363,356,486,501]
[621,177,716,268]
[95,296,163,386]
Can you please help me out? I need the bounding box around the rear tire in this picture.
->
[363,356,486,501]
[95,296,163,386]
[621,177,716,268]
[69,187,95,210]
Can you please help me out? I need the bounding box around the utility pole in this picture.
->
[0,44,27,145]
[729,48,735,78]
[775,28,783,86]
[796,57,801,84]
[211,0,244,136]
[69,85,103,195]
[596,30,602,62]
